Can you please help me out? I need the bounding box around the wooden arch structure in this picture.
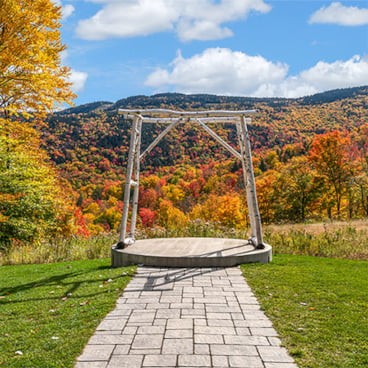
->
[117,108,264,250]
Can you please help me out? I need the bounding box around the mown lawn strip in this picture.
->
[0,259,135,368]
[241,255,368,368]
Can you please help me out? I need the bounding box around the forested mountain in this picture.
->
[40,86,368,234]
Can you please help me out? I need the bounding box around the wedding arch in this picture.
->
[116,108,264,250]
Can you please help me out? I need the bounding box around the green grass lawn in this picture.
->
[241,255,368,368]
[0,259,135,368]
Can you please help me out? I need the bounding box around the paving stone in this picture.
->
[96,319,126,331]
[206,305,241,313]
[112,345,130,354]
[107,355,143,368]
[95,330,122,335]
[156,309,180,319]
[143,354,177,367]
[212,355,229,367]
[88,334,134,345]
[167,318,193,329]
[195,326,235,335]
[122,326,138,334]
[251,327,278,336]
[178,354,211,366]
[194,343,210,354]
[268,337,282,346]
[129,310,156,323]
[75,362,107,368]
[165,329,192,338]
[207,319,234,327]
[258,346,295,363]
[210,344,258,356]
[183,286,203,294]
[235,327,251,335]
[195,334,224,344]
[170,302,193,309]
[206,312,232,320]
[224,335,270,346]
[132,334,163,349]
[129,349,161,355]
[229,355,264,367]
[77,345,114,361]
[137,325,165,334]
[162,338,193,354]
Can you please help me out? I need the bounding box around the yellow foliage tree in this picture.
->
[0,0,74,117]
[191,194,246,229]
[158,200,188,230]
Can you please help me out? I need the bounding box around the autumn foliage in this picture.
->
[0,0,74,117]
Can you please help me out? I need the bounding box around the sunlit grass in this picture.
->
[241,255,368,368]
[0,258,135,368]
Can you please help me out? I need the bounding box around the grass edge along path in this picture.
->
[241,255,368,368]
[0,258,136,368]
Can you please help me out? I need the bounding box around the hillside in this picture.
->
[44,86,368,183]
[41,86,368,233]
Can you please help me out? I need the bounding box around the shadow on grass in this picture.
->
[0,265,133,305]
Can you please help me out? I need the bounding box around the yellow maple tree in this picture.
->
[0,0,75,117]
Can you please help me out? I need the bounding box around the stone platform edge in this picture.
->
[111,238,272,268]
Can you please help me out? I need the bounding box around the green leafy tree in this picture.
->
[0,120,78,249]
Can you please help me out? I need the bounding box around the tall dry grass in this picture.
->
[1,219,367,265]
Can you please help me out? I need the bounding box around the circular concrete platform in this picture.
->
[111,237,272,268]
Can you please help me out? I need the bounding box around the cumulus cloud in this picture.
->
[76,0,271,41]
[145,48,368,98]
[52,0,75,20]
[309,2,368,26]
[69,70,88,93]
[145,48,288,95]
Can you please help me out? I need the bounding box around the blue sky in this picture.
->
[55,0,368,106]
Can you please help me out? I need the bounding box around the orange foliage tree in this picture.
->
[308,131,353,218]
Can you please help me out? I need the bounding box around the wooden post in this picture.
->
[129,118,142,240]
[237,117,264,248]
[117,116,140,248]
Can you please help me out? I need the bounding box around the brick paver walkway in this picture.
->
[75,267,298,368]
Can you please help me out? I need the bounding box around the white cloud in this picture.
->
[62,4,75,20]
[52,0,75,20]
[145,48,368,98]
[69,70,88,93]
[61,51,88,93]
[76,0,271,41]
[309,2,368,26]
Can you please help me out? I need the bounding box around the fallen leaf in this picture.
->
[49,291,55,294]
[79,300,89,306]
[61,297,67,301]
[51,336,59,340]
[70,304,75,308]
[300,302,307,306]
[67,293,72,296]
[0,296,5,299]
[15,351,23,356]
[107,279,113,282]
[49,309,55,313]
[309,307,315,310]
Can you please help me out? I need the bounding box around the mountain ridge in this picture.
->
[59,85,368,115]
